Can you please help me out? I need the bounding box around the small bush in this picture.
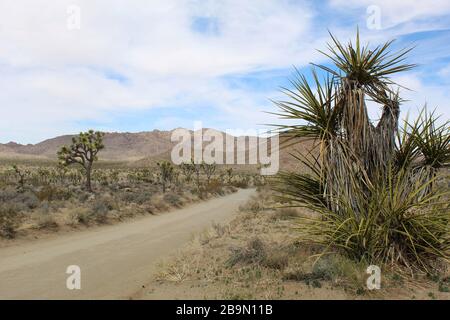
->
[263,251,289,270]
[206,179,225,195]
[239,199,263,213]
[0,204,21,239]
[120,190,153,205]
[35,186,71,202]
[91,197,117,224]
[226,237,267,267]
[212,222,228,238]
[271,208,299,220]
[0,188,39,210]
[163,193,182,207]
[232,180,249,188]
[69,210,93,226]
[153,198,169,212]
[283,254,366,292]
[34,214,59,230]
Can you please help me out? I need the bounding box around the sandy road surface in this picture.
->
[0,189,255,299]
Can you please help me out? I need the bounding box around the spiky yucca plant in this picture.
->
[272,31,449,273]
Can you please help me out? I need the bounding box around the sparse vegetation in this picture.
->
[0,149,258,239]
[146,187,448,299]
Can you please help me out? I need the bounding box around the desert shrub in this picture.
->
[212,222,228,238]
[153,197,169,212]
[263,251,289,270]
[34,214,59,230]
[0,188,39,210]
[239,199,263,213]
[0,204,21,239]
[283,254,366,292]
[163,192,182,207]
[76,191,92,202]
[271,208,299,220]
[69,209,94,226]
[91,197,118,224]
[226,237,267,267]
[92,197,117,212]
[0,187,18,202]
[438,277,450,293]
[35,185,72,202]
[206,179,225,195]
[120,190,153,205]
[17,191,40,209]
[232,180,249,189]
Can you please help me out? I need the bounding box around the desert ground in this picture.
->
[0,189,254,299]
[136,186,449,300]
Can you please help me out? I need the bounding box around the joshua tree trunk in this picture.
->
[85,162,93,192]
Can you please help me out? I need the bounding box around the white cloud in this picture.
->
[0,0,320,143]
[0,0,448,143]
[391,73,450,123]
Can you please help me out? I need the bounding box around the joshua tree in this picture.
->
[190,159,202,191]
[57,130,105,192]
[157,161,174,193]
[225,167,233,184]
[180,161,195,182]
[11,164,28,192]
[201,161,217,184]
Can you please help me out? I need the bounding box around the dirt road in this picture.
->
[0,189,255,299]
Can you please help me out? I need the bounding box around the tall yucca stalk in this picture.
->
[273,31,449,272]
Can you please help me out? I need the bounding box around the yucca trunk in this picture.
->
[321,78,401,216]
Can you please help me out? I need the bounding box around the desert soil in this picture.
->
[0,188,255,299]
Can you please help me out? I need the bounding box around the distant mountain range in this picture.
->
[0,129,311,170]
[0,130,174,161]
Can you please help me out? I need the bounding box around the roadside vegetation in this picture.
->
[0,131,264,241]
[147,31,449,300]
[140,186,448,299]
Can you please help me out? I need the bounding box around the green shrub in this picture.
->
[163,192,182,207]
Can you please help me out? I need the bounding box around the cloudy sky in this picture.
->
[1,0,449,144]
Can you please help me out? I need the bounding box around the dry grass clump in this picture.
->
[33,213,59,231]
[271,208,299,221]
[0,204,21,239]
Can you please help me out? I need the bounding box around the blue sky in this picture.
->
[0,0,450,144]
